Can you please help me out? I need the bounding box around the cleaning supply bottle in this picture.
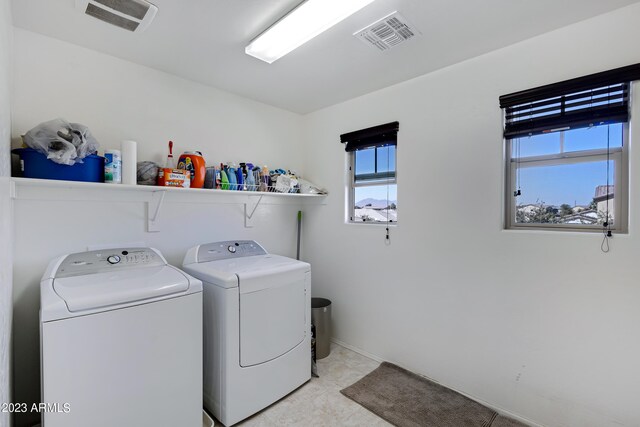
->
[227,163,237,190]
[165,141,175,169]
[252,166,261,192]
[157,140,176,187]
[245,165,256,191]
[235,165,244,191]
[215,166,221,189]
[241,163,250,191]
[220,163,229,190]
[261,165,270,191]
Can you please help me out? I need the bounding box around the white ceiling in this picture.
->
[11,0,640,114]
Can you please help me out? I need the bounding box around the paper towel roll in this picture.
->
[121,140,137,185]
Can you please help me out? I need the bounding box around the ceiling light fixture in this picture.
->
[245,0,376,64]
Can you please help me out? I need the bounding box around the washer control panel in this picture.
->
[56,248,164,278]
[197,240,267,263]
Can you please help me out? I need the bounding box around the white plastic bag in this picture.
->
[298,178,327,195]
[275,174,298,193]
[23,119,100,165]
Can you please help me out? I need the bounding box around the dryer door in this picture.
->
[238,266,307,367]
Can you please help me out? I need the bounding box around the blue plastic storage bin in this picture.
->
[12,148,105,182]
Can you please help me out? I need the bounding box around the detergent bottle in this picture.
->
[177,151,206,188]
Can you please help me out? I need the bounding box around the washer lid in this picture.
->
[52,265,190,312]
[182,254,309,289]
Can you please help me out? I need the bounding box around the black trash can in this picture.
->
[311,298,331,359]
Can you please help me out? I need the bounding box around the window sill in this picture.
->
[346,221,398,227]
[502,227,627,236]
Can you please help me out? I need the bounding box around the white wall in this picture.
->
[11,28,304,169]
[0,0,9,175]
[11,29,306,427]
[0,0,12,426]
[302,4,640,427]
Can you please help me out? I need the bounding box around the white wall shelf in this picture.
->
[10,177,326,231]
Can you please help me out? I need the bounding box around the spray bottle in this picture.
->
[245,163,256,191]
[220,163,229,190]
[227,163,237,190]
[165,141,175,169]
[236,164,244,191]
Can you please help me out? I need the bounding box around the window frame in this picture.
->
[347,145,398,225]
[504,124,629,232]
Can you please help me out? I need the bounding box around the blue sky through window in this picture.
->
[355,149,375,174]
[355,145,396,176]
[518,161,613,206]
[512,124,622,158]
[376,146,395,173]
[513,124,621,206]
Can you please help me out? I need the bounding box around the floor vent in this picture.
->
[354,12,418,51]
[76,0,158,32]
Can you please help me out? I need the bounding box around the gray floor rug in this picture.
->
[341,362,527,427]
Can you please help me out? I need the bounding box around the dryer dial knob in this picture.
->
[107,255,121,264]
[227,246,236,253]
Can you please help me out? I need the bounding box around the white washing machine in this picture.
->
[182,240,311,426]
[40,247,203,427]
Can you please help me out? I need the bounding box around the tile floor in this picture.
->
[227,343,391,426]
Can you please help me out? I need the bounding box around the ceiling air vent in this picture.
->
[76,0,158,32]
[354,12,418,51]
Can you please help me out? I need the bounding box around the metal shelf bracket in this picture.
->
[244,195,264,228]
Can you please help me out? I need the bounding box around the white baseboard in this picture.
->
[330,337,543,427]
[331,337,384,363]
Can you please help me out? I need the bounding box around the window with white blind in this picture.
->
[500,65,640,233]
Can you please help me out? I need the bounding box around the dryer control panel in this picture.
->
[55,248,165,278]
[197,240,267,263]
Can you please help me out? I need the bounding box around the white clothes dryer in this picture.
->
[40,247,203,427]
[182,241,311,426]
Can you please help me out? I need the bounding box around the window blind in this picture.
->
[340,121,399,152]
[500,63,640,139]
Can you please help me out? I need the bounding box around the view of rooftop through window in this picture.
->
[354,185,397,222]
[512,123,622,226]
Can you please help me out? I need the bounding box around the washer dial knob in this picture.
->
[227,245,236,253]
[107,255,121,264]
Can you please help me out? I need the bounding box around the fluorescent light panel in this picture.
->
[246,0,375,64]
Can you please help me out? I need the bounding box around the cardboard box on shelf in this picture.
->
[157,168,190,188]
